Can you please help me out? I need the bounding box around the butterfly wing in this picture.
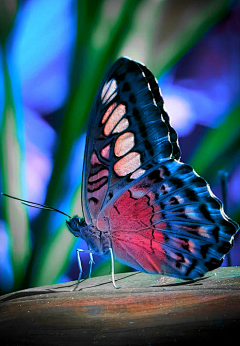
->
[98,160,238,279]
[82,57,238,279]
[82,57,180,224]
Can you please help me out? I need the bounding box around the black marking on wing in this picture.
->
[88,176,108,186]
[128,189,138,200]
[199,204,215,223]
[129,93,136,103]
[113,205,120,214]
[169,197,180,205]
[122,82,130,92]
[87,177,108,193]
[184,188,198,202]
[88,164,107,177]
[89,197,98,204]
[148,170,163,183]
[185,259,198,277]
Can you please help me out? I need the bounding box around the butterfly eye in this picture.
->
[67,217,80,231]
[73,219,78,228]
[66,217,83,238]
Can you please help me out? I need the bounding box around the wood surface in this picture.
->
[0,267,240,345]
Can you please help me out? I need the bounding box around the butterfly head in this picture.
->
[66,216,86,237]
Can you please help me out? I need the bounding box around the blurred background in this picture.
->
[0,0,239,294]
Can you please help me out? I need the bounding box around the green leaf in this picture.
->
[118,0,231,76]
[189,103,240,181]
[0,49,31,290]
[32,185,82,286]
[152,0,231,76]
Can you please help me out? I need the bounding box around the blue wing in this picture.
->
[82,57,180,224]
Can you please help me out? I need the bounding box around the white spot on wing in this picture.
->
[114,132,135,157]
[130,168,146,180]
[101,79,117,104]
[130,189,145,198]
[104,104,126,136]
[112,118,129,133]
[102,103,116,124]
[114,152,141,176]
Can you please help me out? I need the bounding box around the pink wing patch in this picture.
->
[98,175,168,274]
[87,152,109,220]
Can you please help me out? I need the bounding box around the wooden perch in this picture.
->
[0,267,240,345]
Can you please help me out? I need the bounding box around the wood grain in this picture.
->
[1,267,240,345]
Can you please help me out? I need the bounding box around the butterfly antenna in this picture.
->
[1,192,71,218]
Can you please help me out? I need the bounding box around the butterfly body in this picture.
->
[66,217,111,255]
[66,57,239,281]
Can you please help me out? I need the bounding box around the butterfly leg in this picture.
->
[88,252,95,278]
[76,249,95,280]
[76,247,119,288]
[76,249,83,281]
[109,247,120,289]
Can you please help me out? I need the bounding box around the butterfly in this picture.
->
[65,57,239,287]
[2,57,238,288]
